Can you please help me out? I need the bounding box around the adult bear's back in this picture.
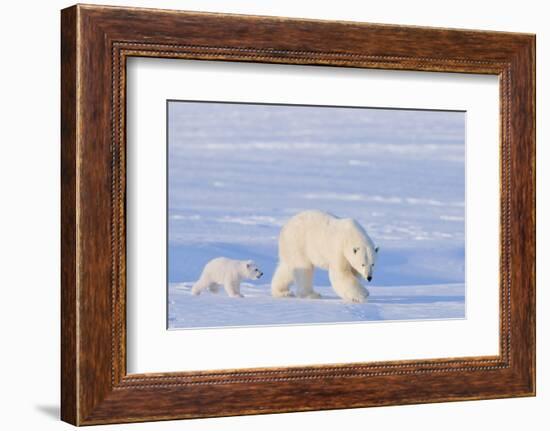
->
[277,210,339,263]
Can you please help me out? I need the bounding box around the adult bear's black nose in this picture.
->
[367,276,372,282]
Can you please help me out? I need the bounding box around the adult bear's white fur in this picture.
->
[271,210,379,303]
[192,257,263,298]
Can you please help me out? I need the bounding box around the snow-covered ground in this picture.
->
[169,282,465,329]
[167,102,465,329]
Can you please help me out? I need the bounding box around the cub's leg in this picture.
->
[223,279,244,298]
[271,262,295,298]
[191,275,213,296]
[295,266,321,299]
[328,269,369,303]
[208,284,220,293]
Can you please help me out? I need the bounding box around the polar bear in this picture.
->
[271,210,379,303]
[191,257,263,298]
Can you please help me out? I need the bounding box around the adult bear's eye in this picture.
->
[353,247,359,254]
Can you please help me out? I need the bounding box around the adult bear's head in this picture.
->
[342,218,379,282]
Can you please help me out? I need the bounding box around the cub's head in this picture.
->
[243,260,263,280]
[343,219,379,282]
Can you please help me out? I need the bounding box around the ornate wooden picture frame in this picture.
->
[61,4,535,425]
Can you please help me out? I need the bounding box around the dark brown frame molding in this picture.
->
[61,4,535,425]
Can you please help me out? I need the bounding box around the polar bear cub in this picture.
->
[192,257,263,298]
[272,210,379,303]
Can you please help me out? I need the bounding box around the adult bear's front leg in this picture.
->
[328,268,369,303]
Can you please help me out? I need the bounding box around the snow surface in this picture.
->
[167,102,465,329]
[168,282,465,329]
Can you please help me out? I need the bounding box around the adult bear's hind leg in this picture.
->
[271,263,295,298]
[295,267,321,299]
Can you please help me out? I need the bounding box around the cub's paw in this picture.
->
[273,290,295,298]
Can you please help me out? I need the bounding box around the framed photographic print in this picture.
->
[61,4,535,425]
[164,101,466,329]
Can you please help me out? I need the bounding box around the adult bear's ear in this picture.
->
[375,246,380,253]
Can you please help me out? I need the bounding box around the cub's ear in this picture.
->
[375,246,380,253]
[353,247,359,254]
[246,260,253,269]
